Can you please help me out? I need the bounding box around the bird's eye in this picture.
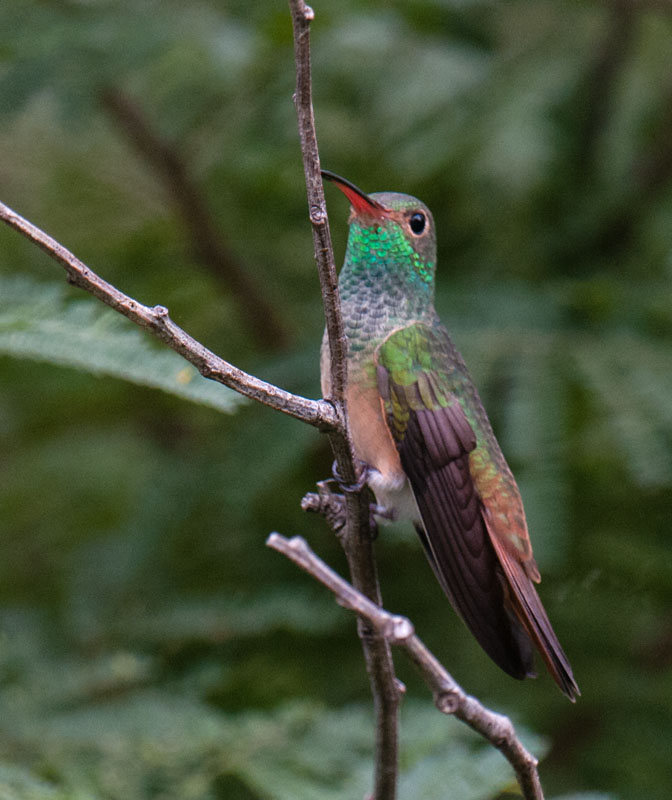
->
[409,212,426,235]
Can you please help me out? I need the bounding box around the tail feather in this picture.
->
[486,522,580,701]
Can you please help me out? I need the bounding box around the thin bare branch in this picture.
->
[288,3,402,797]
[267,533,545,800]
[289,0,346,409]
[100,86,289,351]
[0,199,337,430]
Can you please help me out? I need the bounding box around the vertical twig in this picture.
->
[288,3,402,798]
[288,3,346,407]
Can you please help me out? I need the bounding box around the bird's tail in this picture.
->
[486,524,580,701]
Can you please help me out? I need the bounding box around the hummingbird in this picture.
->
[321,170,578,700]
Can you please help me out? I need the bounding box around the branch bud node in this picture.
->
[436,690,460,715]
[387,615,414,642]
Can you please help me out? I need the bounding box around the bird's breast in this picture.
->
[320,329,418,523]
[346,380,419,523]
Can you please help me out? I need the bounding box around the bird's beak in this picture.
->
[321,170,390,219]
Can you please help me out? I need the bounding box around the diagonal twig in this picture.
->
[574,0,637,174]
[267,533,545,800]
[0,200,336,430]
[100,86,289,351]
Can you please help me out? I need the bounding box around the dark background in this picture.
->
[0,2,671,798]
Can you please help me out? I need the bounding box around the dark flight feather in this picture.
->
[397,396,536,678]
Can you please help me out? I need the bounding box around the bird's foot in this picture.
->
[331,459,369,494]
[303,464,381,539]
[301,480,347,532]
[366,503,396,540]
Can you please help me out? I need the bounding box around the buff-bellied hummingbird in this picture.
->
[321,170,578,700]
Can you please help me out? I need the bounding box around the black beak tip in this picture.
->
[321,169,340,183]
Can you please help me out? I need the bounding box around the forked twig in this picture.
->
[267,533,544,800]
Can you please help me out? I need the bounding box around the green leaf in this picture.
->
[0,616,545,800]
[552,795,619,800]
[0,276,244,414]
[572,334,672,487]
[0,764,97,800]
[115,589,346,645]
[399,702,546,800]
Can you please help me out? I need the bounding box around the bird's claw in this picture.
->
[316,465,383,539]
[331,459,369,494]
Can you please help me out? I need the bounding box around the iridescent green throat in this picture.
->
[338,219,437,360]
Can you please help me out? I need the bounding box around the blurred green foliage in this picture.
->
[1,1,671,798]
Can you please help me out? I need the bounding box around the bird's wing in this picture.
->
[375,322,535,679]
[376,322,579,699]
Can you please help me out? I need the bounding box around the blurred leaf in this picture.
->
[0,764,97,800]
[572,334,672,487]
[0,630,545,800]
[552,795,619,800]
[398,703,545,800]
[0,276,244,414]
[116,589,346,646]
